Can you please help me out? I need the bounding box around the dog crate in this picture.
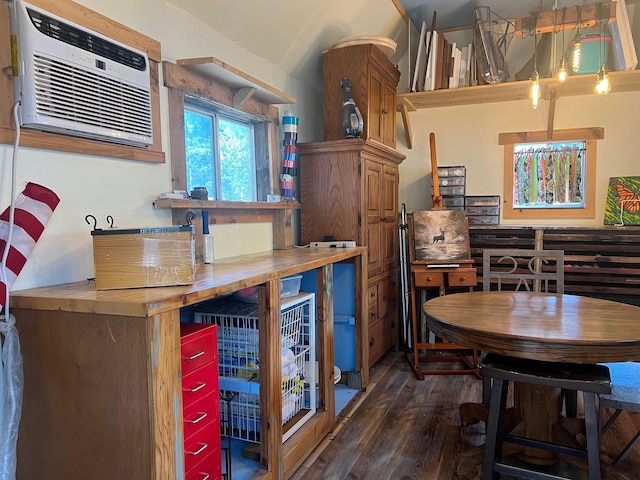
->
[194,292,316,443]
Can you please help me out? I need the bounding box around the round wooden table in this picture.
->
[424,291,640,364]
[424,291,640,476]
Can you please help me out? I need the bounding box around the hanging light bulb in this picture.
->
[530,70,541,109]
[595,65,611,95]
[593,3,610,95]
[558,57,568,82]
[571,31,582,72]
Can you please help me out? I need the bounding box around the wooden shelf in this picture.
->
[153,198,300,210]
[397,69,640,111]
[177,56,296,106]
[153,198,300,250]
[397,69,640,147]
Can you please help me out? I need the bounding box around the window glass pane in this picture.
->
[184,109,214,197]
[512,141,586,209]
[218,118,256,201]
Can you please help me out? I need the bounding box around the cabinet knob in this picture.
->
[369,337,375,346]
[382,108,389,115]
[460,276,466,281]
[427,276,433,281]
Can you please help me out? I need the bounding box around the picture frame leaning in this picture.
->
[410,210,472,264]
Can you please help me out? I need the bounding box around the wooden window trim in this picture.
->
[163,60,281,197]
[499,127,603,220]
[0,0,165,163]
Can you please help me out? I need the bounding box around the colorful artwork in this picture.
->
[411,210,471,263]
[513,143,584,208]
[604,176,640,225]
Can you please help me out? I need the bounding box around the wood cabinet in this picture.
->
[181,323,222,480]
[299,139,405,367]
[323,44,400,149]
[11,248,367,480]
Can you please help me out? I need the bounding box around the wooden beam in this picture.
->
[514,2,615,36]
[233,87,256,109]
[547,89,557,139]
[399,103,413,149]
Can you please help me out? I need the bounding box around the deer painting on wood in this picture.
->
[411,210,471,263]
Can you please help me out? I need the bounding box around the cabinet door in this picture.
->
[382,165,399,273]
[381,81,396,148]
[365,161,383,276]
[367,67,384,144]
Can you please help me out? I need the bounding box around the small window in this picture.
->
[185,98,260,201]
[500,128,602,219]
[512,141,586,209]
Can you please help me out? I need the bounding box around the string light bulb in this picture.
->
[594,3,610,95]
[594,65,611,95]
[571,31,582,72]
[558,57,568,82]
[530,70,541,109]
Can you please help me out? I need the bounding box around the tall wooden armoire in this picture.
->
[299,139,405,367]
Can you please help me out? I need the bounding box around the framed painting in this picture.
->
[604,176,640,226]
[410,210,471,264]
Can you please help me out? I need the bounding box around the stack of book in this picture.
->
[411,21,477,92]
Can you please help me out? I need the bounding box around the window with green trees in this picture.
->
[184,99,261,201]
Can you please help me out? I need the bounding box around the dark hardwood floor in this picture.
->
[290,352,640,480]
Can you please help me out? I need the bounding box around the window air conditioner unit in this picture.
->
[7,0,153,148]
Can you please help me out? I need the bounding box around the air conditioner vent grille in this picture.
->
[27,7,147,71]
[33,54,152,138]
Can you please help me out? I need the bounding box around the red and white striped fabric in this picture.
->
[0,182,60,309]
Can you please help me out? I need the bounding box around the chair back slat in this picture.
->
[482,249,564,294]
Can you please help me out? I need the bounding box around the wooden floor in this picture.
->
[290,351,640,480]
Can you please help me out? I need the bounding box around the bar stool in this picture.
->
[599,361,640,466]
[481,354,611,480]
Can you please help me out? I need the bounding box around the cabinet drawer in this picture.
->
[183,361,219,408]
[181,326,217,377]
[368,318,390,367]
[184,420,220,473]
[184,391,220,441]
[413,271,444,287]
[368,305,378,326]
[448,270,477,287]
[367,284,378,308]
[186,447,222,480]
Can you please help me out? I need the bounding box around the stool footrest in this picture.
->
[503,433,588,458]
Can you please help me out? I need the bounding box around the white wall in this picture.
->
[0,0,320,291]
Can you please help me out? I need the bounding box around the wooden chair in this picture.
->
[599,361,640,466]
[481,249,566,406]
[481,354,611,480]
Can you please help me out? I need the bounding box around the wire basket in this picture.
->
[473,7,515,84]
[194,292,316,443]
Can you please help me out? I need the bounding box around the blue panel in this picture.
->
[301,264,356,371]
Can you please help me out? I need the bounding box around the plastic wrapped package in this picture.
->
[0,314,23,480]
[90,225,195,290]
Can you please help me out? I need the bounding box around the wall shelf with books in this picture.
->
[397,69,640,147]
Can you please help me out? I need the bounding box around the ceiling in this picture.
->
[400,1,561,31]
[166,0,610,88]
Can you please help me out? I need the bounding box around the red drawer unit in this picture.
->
[181,323,222,480]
